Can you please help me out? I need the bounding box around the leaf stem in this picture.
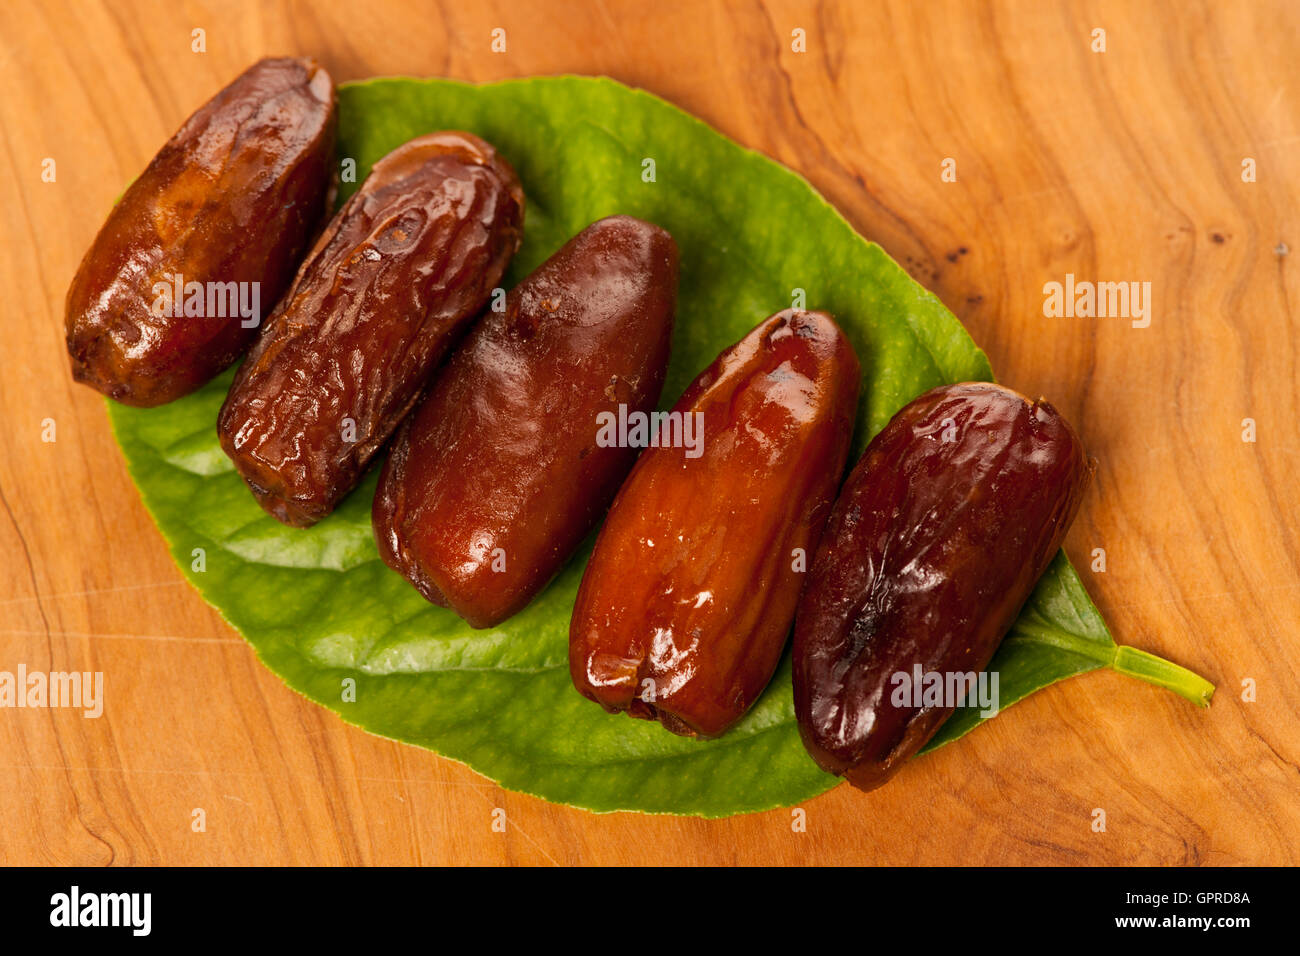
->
[1111,645,1215,707]
[1008,622,1215,707]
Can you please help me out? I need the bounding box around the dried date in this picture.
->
[792,382,1091,791]
[66,57,337,407]
[217,130,525,526]
[374,215,678,627]
[569,309,861,738]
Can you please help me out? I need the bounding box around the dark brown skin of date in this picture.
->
[374,216,678,628]
[65,57,337,407]
[792,382,1092,792]
[570,310,860,738]
[218,130,525,527]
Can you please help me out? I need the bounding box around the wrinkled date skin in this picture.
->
[570,310,861,738]
[66,57,337,407]
[374,216,679,628]
[218,130,525,526]
[793,382,1092,792]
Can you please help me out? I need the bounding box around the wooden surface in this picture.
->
[2,0,1297,866]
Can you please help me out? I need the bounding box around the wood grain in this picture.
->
[1,0,1297,865]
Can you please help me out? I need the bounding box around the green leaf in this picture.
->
[106,75,1212,816]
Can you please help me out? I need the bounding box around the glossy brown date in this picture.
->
[65,57,337,407]
[218,130,525,527]
[373,215,678,628]
[569,309,861,738]
[792,382,1091,792]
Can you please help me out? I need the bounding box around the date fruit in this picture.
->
[374,215,679,628]
[66,57,337,407]
[218,130,525,527]
[570,309,861,738]
[793,382,1091,792]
